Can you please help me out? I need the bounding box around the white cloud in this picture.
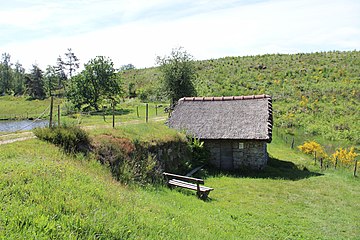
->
[1,0,359,71]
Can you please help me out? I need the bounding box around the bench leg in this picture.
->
[197,191,209,200]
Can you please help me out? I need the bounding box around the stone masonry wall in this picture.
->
[204,140,268,170]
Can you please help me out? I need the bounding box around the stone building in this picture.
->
[168,95,273,170]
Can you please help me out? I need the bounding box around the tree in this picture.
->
[44,65,60,96]
[25,65,46,99]
[13,61,25,96]
[120,63,135,71]
[128,82,136,98]
[67,56,121,110]
[56,48,80,89]
[156,47,196,106]
[0,53,12,95]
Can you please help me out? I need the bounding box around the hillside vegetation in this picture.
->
[121,51,360,147]
[1,127,359,239]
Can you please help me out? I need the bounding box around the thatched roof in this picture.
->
[168,94,273,142]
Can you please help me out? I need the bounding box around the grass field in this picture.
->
[61,100,167,128]
[0,96,62,120]
[0,96,168,133]
[0,123,359,239]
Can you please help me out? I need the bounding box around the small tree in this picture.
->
[13,61,25,96]
[44,65,60,96]
[67,56,121,110]
[25,65,46,99]
[156,47,196,106]
[120,63,135,71]
[56,48,80,90]
[0,53,12,95]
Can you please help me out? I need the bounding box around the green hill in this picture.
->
[121,50,360,148]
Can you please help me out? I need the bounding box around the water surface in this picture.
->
[0,119,48,132]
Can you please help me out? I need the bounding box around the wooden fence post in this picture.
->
[145,103,148,123]
[335,157,338,169]
[320,158,323,170]
[58,105,60,127]
[155,105,158,116]
[291,137,295,149]
[112,100,115,129]
[354,160,358,177]
[136,106,139,118]
[49,96,54,128]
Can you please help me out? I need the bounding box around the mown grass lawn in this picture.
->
[0,132,359,239]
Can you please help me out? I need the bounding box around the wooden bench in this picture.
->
[163,172,214,199]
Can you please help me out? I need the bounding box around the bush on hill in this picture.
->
[33,125,91,154]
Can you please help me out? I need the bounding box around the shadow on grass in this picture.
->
[202,156,323,181]
[90,109,133,116]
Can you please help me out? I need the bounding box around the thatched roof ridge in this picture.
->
[168,95,273,142]
[181,94,271,102]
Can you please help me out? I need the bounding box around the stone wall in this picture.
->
[204,140,268,170]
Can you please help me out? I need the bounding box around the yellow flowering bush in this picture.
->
[332,147,358,167]
[298,141,327,158]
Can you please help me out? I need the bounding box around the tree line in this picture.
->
[0,47,195,112]
[0,49,80,99]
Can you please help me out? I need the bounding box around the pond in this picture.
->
[0,119,48,132]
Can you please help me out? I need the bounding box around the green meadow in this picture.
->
[0,96,167,129]
[0,124,359,239]
[0,51,359,239]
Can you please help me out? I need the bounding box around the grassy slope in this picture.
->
[121,51,360,147]
[1,128,359,239]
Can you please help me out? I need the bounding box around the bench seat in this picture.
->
[163,172,214,199]
[168,179,214,193]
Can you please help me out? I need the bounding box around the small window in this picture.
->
[238,142,244,149]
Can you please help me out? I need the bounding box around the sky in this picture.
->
[1,0,359,71]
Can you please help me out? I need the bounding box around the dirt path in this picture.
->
[0,132,36,145]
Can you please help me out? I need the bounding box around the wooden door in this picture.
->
[220,141,233,170]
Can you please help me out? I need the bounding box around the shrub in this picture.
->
[33,125,91,154]
[94,135,163,185]
[187,137,210,168]
[298,140,327,159]
[147,139,192,174]
[93,134,210,185]
[332,147,358,167]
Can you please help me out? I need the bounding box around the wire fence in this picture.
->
[0,106,51,136]
[273,127,351,156]
[1,102,168,134]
